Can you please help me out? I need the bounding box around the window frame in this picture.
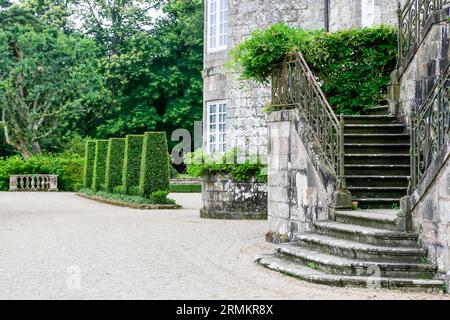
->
[361,0,375,28]
[207,0,228,53]
[206,100,227,154]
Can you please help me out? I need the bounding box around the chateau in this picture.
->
[202,0,400,157]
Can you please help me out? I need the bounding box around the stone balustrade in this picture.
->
[9,175,58,192]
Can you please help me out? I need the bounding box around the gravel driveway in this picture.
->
[0,192,448,300]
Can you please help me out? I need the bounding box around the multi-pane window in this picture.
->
[361,0,375,27]
[208,0,228,52]
[207,101,227,154]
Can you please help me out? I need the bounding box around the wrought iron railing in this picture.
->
[410,63,450,190]
[398,0,450,67]
[272,53,346,189]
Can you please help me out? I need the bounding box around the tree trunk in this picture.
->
[32,141,42,155]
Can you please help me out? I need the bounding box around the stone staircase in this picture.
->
[258,106,446,292]
[344,105,410,209]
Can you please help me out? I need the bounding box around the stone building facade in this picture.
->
[202,0,400,159]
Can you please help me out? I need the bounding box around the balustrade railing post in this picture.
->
[397,0,403,68]
[339,115,346,189]
[410,110,417,193]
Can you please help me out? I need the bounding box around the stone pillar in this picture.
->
[9,176,18,191]
[267,111,292,237]
[49,175,58,192]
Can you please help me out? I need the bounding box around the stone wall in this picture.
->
[200,174,267,220]
[203,0,326,158]
[410,142,450,275]
[393,9,450,127]
[267,110,338,239]
[393,8,450,276]
[329,0,401,32]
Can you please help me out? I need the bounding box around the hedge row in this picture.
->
[139,132,170,197]
[105,138,126,192]
[83,140,96,188]
[92,140,109,191]
[122,135,144,194]
[83,132,170,198]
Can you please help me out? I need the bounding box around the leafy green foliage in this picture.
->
[230,23,398,114]
[83,140,96,188]
[79,188,176,205]
[139,132,170,197]
[0,24,108,158]
[0,154,83,191]
[105,138,125,192]
[91,140,108,191]
[185,149,267,183]
[96,0,204,143]
[122,134,144,194]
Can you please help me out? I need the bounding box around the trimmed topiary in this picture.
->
[83,140,97,188]
[139,132,170,197]
[92,140,109,191]
[105,138,125,192]
[122,135,144,194]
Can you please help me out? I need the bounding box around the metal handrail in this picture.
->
[271,53,346,189]
[398,0,450,68]
[410,62,450,190]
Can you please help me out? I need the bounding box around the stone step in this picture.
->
[345,164,410,176]
[348,187,408,200]
[256,254,444,292]
[345,154,410,165]
[346,175,409,188]
[343,115,398,125]
[296,233,428,263]
[364,105,390,116]
[313,221,418,246]
[334,209,399,231]
[353,198,402,210]
[344,134,410,144]
[344,124,405,134]
[344,143,410,155]
[276,244,437,279]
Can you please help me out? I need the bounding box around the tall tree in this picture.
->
[96,0,204,138]
[0,25,107,158]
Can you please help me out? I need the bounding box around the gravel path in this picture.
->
[0,192,448,300]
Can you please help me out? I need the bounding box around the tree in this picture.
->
[0,25,107,158]
[96,0,204,139]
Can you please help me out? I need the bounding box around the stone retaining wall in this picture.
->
[267,110,342,239]
[200,174,267,220]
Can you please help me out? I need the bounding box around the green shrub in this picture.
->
[122,135,144,194]
[83,140,97,188]
[169,184,202,193]
[79,188,176,205]
[230,24,398,114]
[139,132,170,197]
[0,154,84,191]
[105,138,125,192]
[92,140,109,191]
[149,191,176,205]
[185,148,267,183]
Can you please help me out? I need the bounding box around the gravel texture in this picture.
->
[0,192,448,300]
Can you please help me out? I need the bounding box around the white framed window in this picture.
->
[207,101,227,154]
[361,0,375,27]
[207,0,228,53]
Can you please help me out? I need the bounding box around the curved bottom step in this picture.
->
[256,254,445,293]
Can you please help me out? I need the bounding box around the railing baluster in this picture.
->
[271,53,345,188]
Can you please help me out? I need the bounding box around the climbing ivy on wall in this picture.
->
[229,23,398,114]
